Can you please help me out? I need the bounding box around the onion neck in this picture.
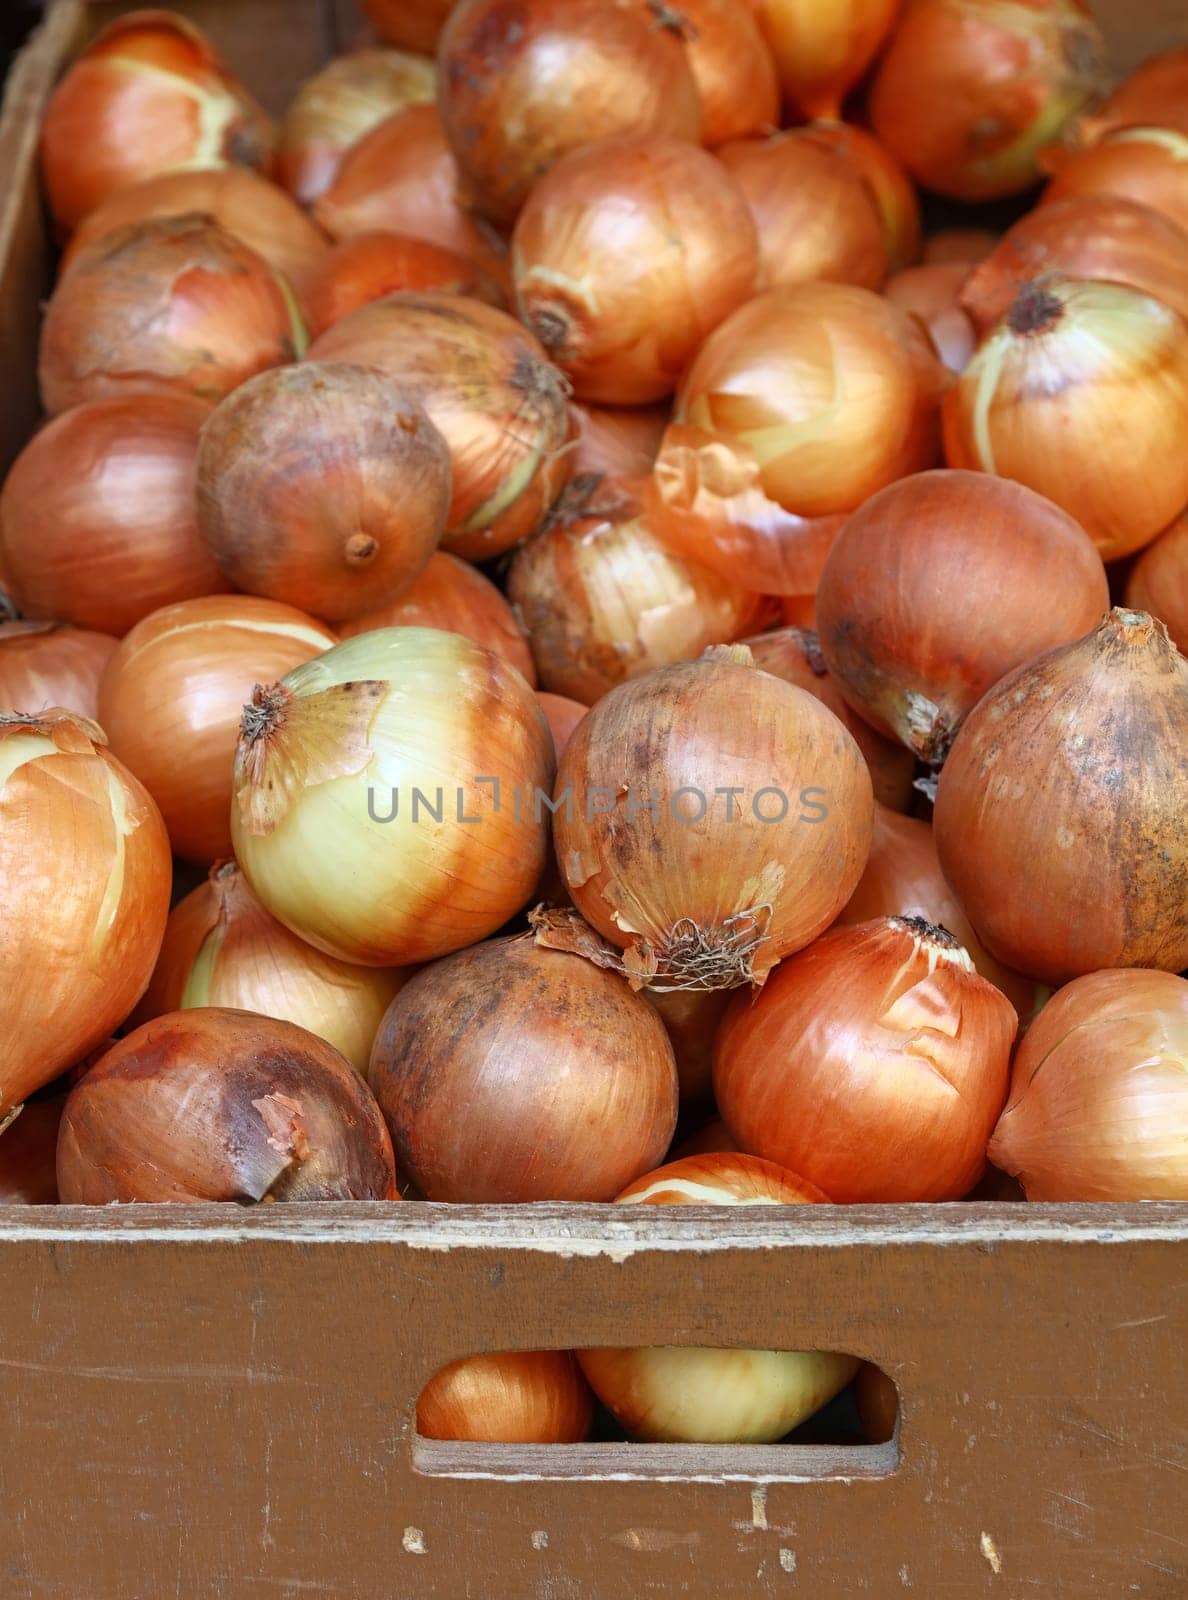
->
[890,914,975,973]
[1008,280,1065,337]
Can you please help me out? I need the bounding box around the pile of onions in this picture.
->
[1126,512,1188,653]
[815,471,1109,764]
[800,123,922,272]
[361,0,457,54]
[885,265,977,374]
[714,917,1018,1201]
[0,622,117,721]
[869,0,1105,200]
[1040,127,1188,236]
[39,215,306,417]
[676,0,780,147]
[571,404,668,484]
[97,596,336,864]
[553,646,874,988]
[134,861,411,1076]
[0,1097,65,1205]
[577,1154,859,1443]
[754,0,899,122]
[309,292,572,561]
[369,932,678,1201]
[418,1352,593,1443]
[277,49,436,205]
[303,233,504,339]
[57,1009,398,1204]
[0,394,227,634]
[934,609,1188,985]
[644,988,732,1105]
[988,970,1188,1201]
[1074,46,1188,142]
[512,136,758,405]
[337,551,536,686]
[0,709,171,1113]
[437,0,702,224]
[232,628,554,966]
[944,277,1188,561]
[196,363,450,622]
[39,11,273,233]
[718,130,887,292]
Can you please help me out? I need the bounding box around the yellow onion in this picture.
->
[676,0,780,147]
[1040,127,1188,237]
[0,710,172,1114]
[754,0,900,122]
[0,622,117,721]
[1073,48,1188,143]
[924,228,998,265]
[885,263,977,374]
[988,970,1188,1201]
[361,0,458,54]
[0,1097,65,1205]
[536,692,587,760]
[232,628,555,967]
[303,233,505,340]
[800,122,923,273]
[934,609,1188,985]
[1127,511,1188,653]
[644,987,733,1105]
[418,1352,593,1443]
[571,403,669,484]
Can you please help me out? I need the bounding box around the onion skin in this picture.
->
[0,711,172,1114]
[801,123,923,273]
[369,935,678,1202]
[304,233,505,339]
[1074,47,1188,143]
[988,970,1188,1201]
[754,0,899,122]
[855,1363,898,1444]
[572,404,668,484]
[98,597,336,865]
[512,136,759,406]
[362,0,457,53]
[0,622,117,721]
[924,228,997,265]
[1126,512,1188,653]
[934,609,1188,985]
[417,1352,593,1443]
[715,917,1018,1202]
[0,1098,65,1205]
[644,987,733,1105]
[677,0,780,147]
[885,264,977,374]
[57,1008,399,1205]
[536,693,587,760]
[816,470,1109,764]
[671,1117,739,1159]
[0,394,228,635]
[1040,127,1188,237]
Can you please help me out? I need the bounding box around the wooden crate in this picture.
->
[0,5,1186,1597]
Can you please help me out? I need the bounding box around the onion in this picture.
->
[512,136,758,406]
[437,0,702,224]
[418,1352,593,1443]
[742,628,916,813]
[779,595,816,629]
[644,987,732,1105]
[1126,512,1188,653]
[369,931,678,1200]
[753,0,900,122]
[943,277,1188,561]
[361,0,458,53]
[676,0,780,147]
[39,215,305,417]
[718,130,888,292]
[39,11,273,233]
[571,404,669,484]
[0,394,228,635]
[800,123,923,272]
[987,970,1188,1201]
[553,646,874,989]
[97,597,336,865]
[577,1154,858,1443]
[714,916,1017,1201]
[934,609,1188,985]
[1040,127,1188,236]
[308,292,572,562]
[133,861,411,1075]
[0,710,172,1114]
[855,1363,898,1444]
[57,1008,398,1204]
[277,49,437,205]
[868,0,1106,200]
[337,552,536,686]
[196,363,450,623]
[816,470,1109,763]
[1074,47,1188,142]
[232,628,555,966]
[0,622,117,721]
[924,228,997,265]
[304,233,504,339]
[670,1117,739,1159]
[536,693,587,759]
[885,264,977,374]
[0,1097,65,1205]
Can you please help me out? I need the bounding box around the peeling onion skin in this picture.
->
[0,710,172,1115]
[933,609,1188,986]
[1039,127,1188,238]
[676,0,780,148]
[754,0,899,123]
[815,471,1110,765]
[369,936,678,1202]
[884,264,977,375]
[1126,512,1188,654]
[362,0,458,54]
[0,622,117,722]
[303,233,505,339]
[417,1351,594,1443]
[714,917,1018,1202]
[571,403,669,484]
[57,1008,399,1205]
[800,122,923,273]
[0,1097,65,1205]
[988,970,1188,1201]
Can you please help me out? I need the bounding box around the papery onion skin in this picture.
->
[0,710,172,1113]
[362,0,458,53]
[232,628,555,967]
[98,596,336,865]
[934,609,1188,985]
[0,1097,65,1205]
[801,123,923,273]
[715,917,1018,1201]
[644,987,733,1105]
[944,277,1188,561]
[0,393,229,635]
[303,233,504,339]
[554,648,874,989]
[369,934,678,1201]
[417,1352,593,1443]
[196,363,450,623]
[337,551,535,686]
[885,264,977,374]
[677,0,780,147]
[1040,127,1188,236]
[308,292,572,561]
[39,215,305,417]
[855,1362,898,1444]
[57,1008,398,1204]
[39,11,273,233]
[512,136,759,406]
[1126,512,1188,653]
[0,622,117,721]
[816,470,1109,764]
[1074,47,1188,142]
[754,0,899,122]
[572,404,669,484]
[868,0,1106,201]
[536,693,587,760]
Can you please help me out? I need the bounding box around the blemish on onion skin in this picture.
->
[531,1531,549,1551]
[980,1532,1002,1574]
[779,1548,796,1572]
[402,1527,426,1555]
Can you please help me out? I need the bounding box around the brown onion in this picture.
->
[676,0,779,147]
[57,1008,398,1204]
[988,970,1188,1201]
[418,1352,593,1443]
[855,1363,899,1444]
[1040,127,1188,236]
[0,1097,65,1205]
[361,0,457,53]
[1074,47,1188,143]
[924,228,997,265]
[536,692,587,761]
[801,123,923,272]
[303,233,504,339]
[885,264,977,374]
[644,987,733,1105]
[754,0,899,122]
[0,622,117,721]
[1126,512,1188,653]
[934,609,1188,984]
[571,404,669,484]
[715,916,1017,1201]
[369,932,678,1201]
